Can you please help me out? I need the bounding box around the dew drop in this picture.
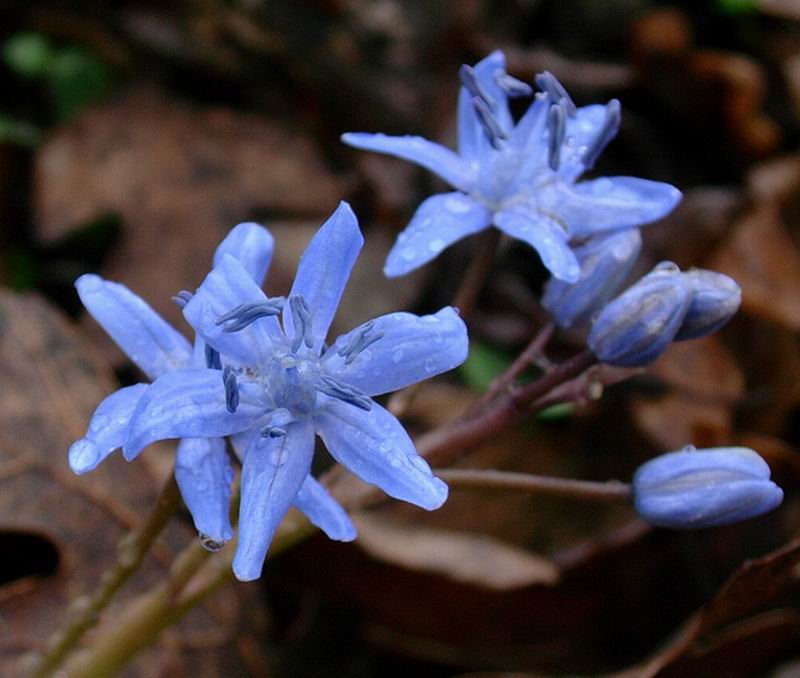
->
[428,238,445,253]
[423,358,436,373]
[89,415,109,432]
[199,533,226,552]
[444,196,470,213]
[389,456,402,468]
[401,247,416,261]
[392,349,404,364]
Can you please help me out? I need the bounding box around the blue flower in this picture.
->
[342,50,681,282]
[542,228,642,329]
[122,202,469,581]
[69,222,281,549]
[633,446,783,528]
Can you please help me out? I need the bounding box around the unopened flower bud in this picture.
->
[674,269,741,341]
[587,262,691,367]
[633,446,783,529]
[542,229,641,329]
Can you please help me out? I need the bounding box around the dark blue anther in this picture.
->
[582,99,621,170]
[547,101,567,172]
[289,295,314,352]
[222,365,239,413]
[494,70,533,97]
[171,289,194,309]
[472,97,507,150]
[205,343,222,370]
[216,299,285,333]
[535,71,576,116]
[459,64,496,110]
[337,320,385,365]
[260,425,287,438]
[316,376,372,411]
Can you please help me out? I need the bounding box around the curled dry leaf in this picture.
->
[353,514,560,590]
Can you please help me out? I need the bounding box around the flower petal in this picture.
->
[559,104,610,181]
[233,420,315,581]
[175,437,234,544]
[458,50,513,161]
[495,207,580,282]
[342,133,473,192]
[213,222,274,287]
[384,192,492,277]
[325,307,468,396]
[315,399,448,510]
[283,202,363,350]
[124,369,265,460]
[76,274,192,380]
[68,384,148,474]
[183,254,282,365]
[539,176,682,238]
[293,475,357,542]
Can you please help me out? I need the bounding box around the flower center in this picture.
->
[264,350,319,416]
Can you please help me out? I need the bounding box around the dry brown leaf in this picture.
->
[0,289,266,676]
[33,88,349,367]
[712,208,800,331]
[353,514,560,590]
[631,394,733,451]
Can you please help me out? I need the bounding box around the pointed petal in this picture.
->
[124,369,265,460]
[293,475,357,542]
[76,274,192,380]
[283,202,363,350]
[183,254,282,365]
[175,437,234,544]
[495,208,580,282]
[325,307,468,396]
[315,399,448,510]
[213,222,274,287]
[68,384,148,474]
[342,133,473,192]
[539,176,682,238]
[233,420,315,581]
[559,104,610,181]
[384,192,492,277]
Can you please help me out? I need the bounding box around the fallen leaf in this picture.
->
[353,514,560,590]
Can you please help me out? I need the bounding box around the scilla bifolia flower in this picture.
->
[342,50,680,282]
[69,222,279,549]
[633,446,783,528]
[123,202,469,581]
[542,229,642,329]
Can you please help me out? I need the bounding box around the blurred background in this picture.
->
[1,1,800,676]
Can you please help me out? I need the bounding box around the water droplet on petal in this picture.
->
[89,414,109,433]
[392,349,404,364]
[401,247,416,261]
[428,238,445,253]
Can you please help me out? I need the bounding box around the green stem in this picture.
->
[60,511,315,678]
[28,474,182,678]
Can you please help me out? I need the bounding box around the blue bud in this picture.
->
[674,269,741,341]
[633,446,784,529]
[587,262,692,367]
[542,229,642,329]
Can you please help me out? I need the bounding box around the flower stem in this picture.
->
[484,322,555,401]
[436,468,632,502]
[28,473,182,678]
[60,512,316,678]
[452,228,502,322]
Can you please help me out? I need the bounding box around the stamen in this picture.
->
[459,64,496,110]
[289,295,314,352]
[337,320,385,364]
[547,101,567,172]
[171,289,193,309]
[222,365,239,413]
[216,299,284,333]
[495,70,533,97]
[316,375,372,411]
[582,98,621,170]
[205,343,222,370]
[535,71,577,116]
[472,97,508,150]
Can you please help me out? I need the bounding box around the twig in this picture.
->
[483,322,555,401]
[436,468,632,502]
[452,229,502,322]
[28,474,182,678]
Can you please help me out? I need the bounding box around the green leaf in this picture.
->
[716,0,754,14]
[459,341,514,392]
[47,47,113,121]
[0,114,41,146]
[2,32,54,78]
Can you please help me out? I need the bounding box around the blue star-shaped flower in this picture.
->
[69,222,284,549]
[342,50,682,282]
[122,202,469,580]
